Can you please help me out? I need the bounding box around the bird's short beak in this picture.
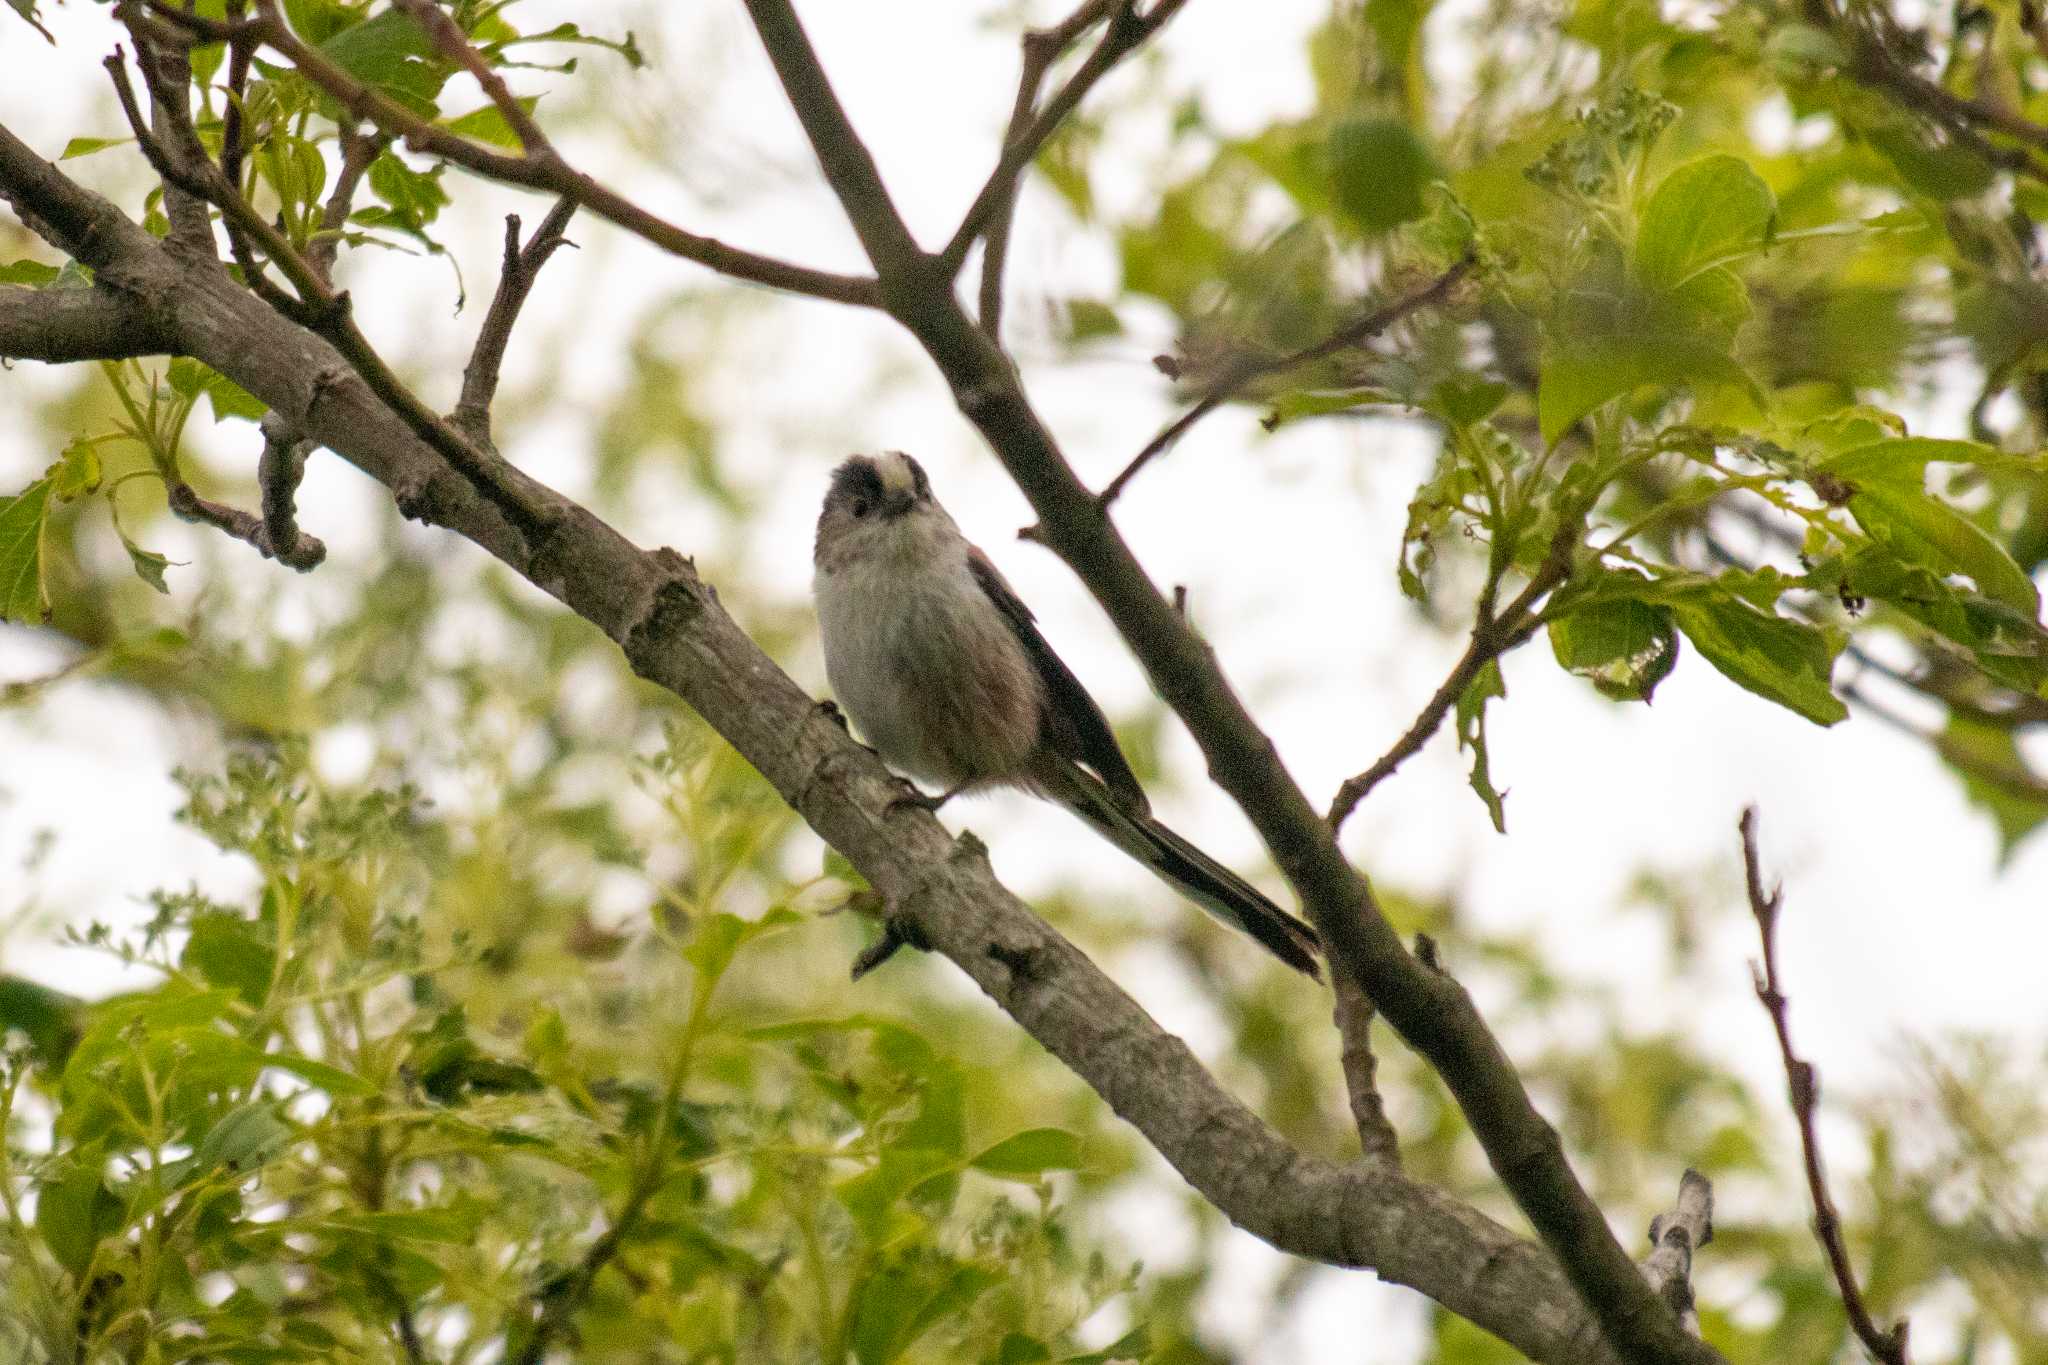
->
[881,488,916,519]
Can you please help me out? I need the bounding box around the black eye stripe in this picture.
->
[904,456,931,499]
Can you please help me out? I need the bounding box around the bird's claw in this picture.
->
[886,782,954,816]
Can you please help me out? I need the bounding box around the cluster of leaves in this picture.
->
[0,717,1164,1363]
[1050,0,2048,849]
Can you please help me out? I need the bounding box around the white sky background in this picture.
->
[2,1,2045,1359]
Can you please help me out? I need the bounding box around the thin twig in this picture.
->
[454,199,577,443]
[978,0,1118,338]
[127,19,214,253]
[254,412,325,569]
[306,125,387,284]
[1331,970,1400,1165]
[105,43,315,325]
[133,0,885,308]
[106,44,555,547]
[1640,1169,1713,1334]
[1325,530,1568,830]
[1740,807,1911,1365]
[938,0,1188,279]
[1098,249,1477,508]
[165,472,326,572]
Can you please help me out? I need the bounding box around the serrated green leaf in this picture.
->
[1849,486,2039,615]
[0,477,54,623]
[970,1127,1084,1178]
[1636,155,1775,287]
[1547,596,1679,701]
[1455,659,1507,831]
[52,438,101,501]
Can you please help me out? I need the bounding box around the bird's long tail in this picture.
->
[1042,763,1322,976]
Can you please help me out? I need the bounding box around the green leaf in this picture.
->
[192,1102,293,1179]
[0,477,54,623]
[999,1336,1054,1365]
[1819,436,2000,490]
[1866,122,1996,200]
[123,537,174,595]
[36,1144,124,1277]
[969,1127,1084,1178]
[181,913,273,1006]
[5,0,54,43]
[683,907,801,988]
[1065,1325,1153,1363]
[1327,117,1439,232]
[1547,596,1679,701]
[52,438,101,501]
[0,259,61,286]
[1849,487,2039,615]
[1636,155,1775,287]
[0,975,84,1067]
[1939,714,2048,863]
[1455,659,1507,832]
[58,136,129,161]
[1538,333,1753,447]
[850,1259,1001,1365]
[1667,596,1847,726]
[442,97,542,149]
[318,1208,478,1243]
[264,1053,378,1098]
[1262,386,1394,428]
[836,1148,959,1241]
[319,8,445,111]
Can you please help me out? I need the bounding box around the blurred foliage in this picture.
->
[2,0,2047,1361]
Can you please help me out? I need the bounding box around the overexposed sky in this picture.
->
[3,2,2044,1359]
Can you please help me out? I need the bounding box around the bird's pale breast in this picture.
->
[815,546,1043,791]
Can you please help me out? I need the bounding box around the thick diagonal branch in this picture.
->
[1740,808,1911,1365]
[735,7,1718,1363]
[0,122,1634,1365]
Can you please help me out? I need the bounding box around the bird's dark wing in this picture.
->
[967,545,1147,812]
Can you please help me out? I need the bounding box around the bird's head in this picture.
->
[815,451,944,565]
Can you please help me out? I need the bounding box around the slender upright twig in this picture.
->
[1740,808,1912,1365]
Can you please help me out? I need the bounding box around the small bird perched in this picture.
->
[813,451,1321,976]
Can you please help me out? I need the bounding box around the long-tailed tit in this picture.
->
[813,451,1320,976]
